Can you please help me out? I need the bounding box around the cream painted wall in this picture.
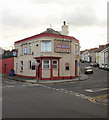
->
[14,56,36,77]
[14,36,80,78]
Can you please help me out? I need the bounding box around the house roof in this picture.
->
[88,48,98,52]
[15,28,79,44]
[42,28,61,35]
[80,44,109,54]
[95,44,109,52]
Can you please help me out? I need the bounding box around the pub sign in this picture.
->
[55,42,71,53]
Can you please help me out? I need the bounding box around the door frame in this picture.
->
[34,56,61,80]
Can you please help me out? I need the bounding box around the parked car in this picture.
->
[90,62,94,66]
[81,60,85,63]
[104,65,109,71]
[90,62,99,67]
[99,64,107,69]
[84,66,93,74]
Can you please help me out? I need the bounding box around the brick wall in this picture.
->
[0,58,14,74]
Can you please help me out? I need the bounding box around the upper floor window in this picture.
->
[41,41,51,52]
[20,43,32,56]
[24,47,28,55]
[28,43,31,54]
[75,44,80,55]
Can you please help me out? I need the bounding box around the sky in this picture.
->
[0,0,107,50]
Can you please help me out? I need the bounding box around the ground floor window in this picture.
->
[42,60,50,69]
[52,60,58,69]
[28,61,31,69]
[20,61,23,71]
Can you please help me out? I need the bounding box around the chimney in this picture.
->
[61,21,69,35]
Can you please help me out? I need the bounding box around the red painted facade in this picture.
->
[0,58,14,74]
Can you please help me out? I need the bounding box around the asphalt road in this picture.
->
[2,63,109,118]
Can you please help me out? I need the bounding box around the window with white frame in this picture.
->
[42,60,50,69]
[41,41,51,52]
[52,60,58,69]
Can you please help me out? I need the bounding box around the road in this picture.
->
[2,63,108,118]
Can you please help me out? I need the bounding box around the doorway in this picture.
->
[36,60,41,79]
[4,64,7,73]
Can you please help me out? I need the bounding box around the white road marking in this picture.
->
[52,88,56,90]
[3,85,15,88]
[47,86,91,100]
[22,84,39,87]
[3,81,92,101]
[60,89,64,91]
[64,90,69,92]
[85,88,109,92]
[65,91,69,93]
[47,87,51,89]
[56,89,60,91]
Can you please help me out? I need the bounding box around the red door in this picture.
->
[36,60,42,79]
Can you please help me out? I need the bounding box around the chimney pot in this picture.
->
[63,21,66,25]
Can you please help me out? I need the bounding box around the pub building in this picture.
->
[14,21,80,80]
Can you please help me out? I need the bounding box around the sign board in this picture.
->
[55,42,71,53]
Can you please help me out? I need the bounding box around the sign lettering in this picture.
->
[55,42,71,53]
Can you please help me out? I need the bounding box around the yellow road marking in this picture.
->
[88,94,109,105]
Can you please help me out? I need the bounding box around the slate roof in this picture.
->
[15,28,79,44]
[42,28,61,35]
[95,44,109,52]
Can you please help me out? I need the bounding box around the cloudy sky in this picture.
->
[0,0,107,50]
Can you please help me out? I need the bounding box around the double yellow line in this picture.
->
[88,94,109,105]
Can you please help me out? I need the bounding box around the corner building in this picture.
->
[14,23,80,80]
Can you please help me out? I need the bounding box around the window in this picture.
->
[28,61,31,69]
[28,43,31,54]
[21,61,23,71]
[42,60,50,69]
[52,60,58,69]
[41,41,51,52]
[75,44,79,55]
[21,45,23,55]
[65,66,69,70]
[31,65,35,70]
[24,47,28,55]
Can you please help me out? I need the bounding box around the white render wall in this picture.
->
[99,47,109,66]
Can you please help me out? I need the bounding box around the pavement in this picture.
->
[1,74,89,84]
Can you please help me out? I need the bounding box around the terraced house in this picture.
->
[14,22,80,80]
